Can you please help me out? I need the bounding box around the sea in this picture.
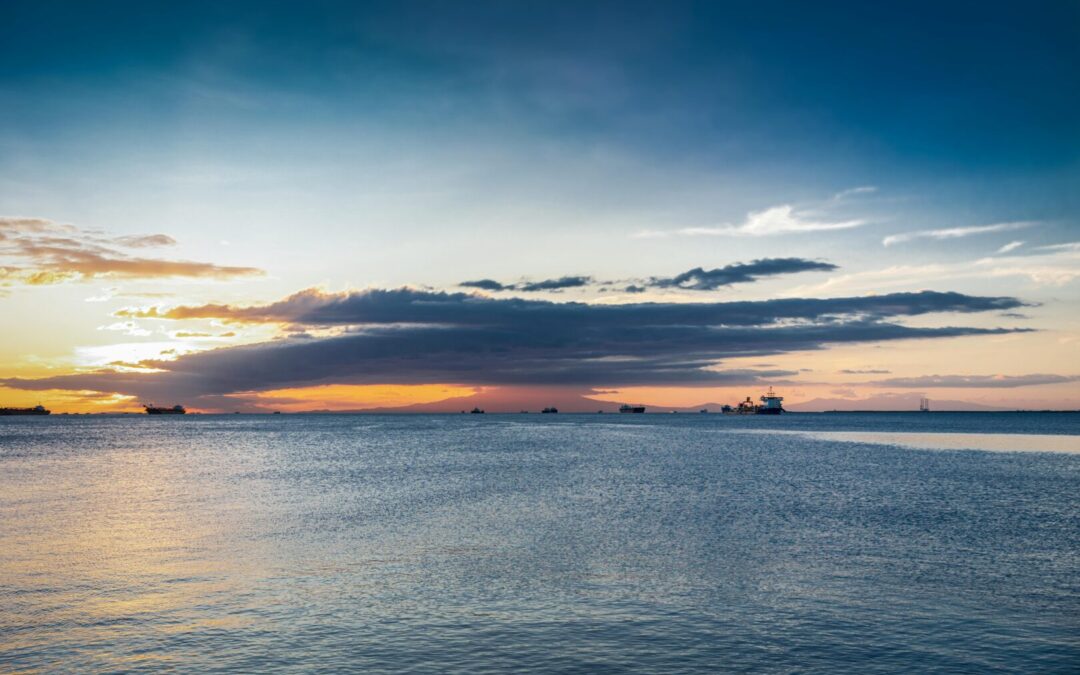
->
[1,412,1078,673]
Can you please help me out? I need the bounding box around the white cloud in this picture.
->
[882,221,1036,247]
[1035,241,1080,253]
[997,240,1024,254]
[832,185,878,201]
[671,205,864,238]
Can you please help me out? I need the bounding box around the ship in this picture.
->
[144,404,186,415]
[470,407,485,414]
[919,397,931,413]
[619,404,646,413]
[0,405,50,416]
[722,388,785,415]
[541,407,558,414]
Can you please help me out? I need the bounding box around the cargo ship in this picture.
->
[541,407,558,414]
[0,405,50,416]
[619,404,646,413]
[144,404,186,415]
[722,388,785,415]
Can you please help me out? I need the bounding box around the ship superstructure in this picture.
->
[757,387,784,415]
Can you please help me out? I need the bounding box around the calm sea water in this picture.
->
[1,413,1078,673]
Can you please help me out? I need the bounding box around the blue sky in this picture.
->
[1,1,1077,410]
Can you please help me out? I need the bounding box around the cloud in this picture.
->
[866,374,1077,388]
[649,258,837,290]
[111,234,178,248]
[7,287,1031,406]
[516,276,592,291]
[460,259,835,294]
[0,216,263,287]
[460,276,592,292]
[997,240,1024,254]
[459,278,508,291]
[1034,242,1080,253]
[882,221,1035,247]
[839,369,891,374]
[670,205,864,237]
[117,287,1029,326]
[832,186,878,201]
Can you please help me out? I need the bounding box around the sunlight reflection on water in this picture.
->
[735,430,1080,454]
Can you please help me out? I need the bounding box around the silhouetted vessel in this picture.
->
[470,407,485,414]
[919,397,931,413]
[0,405,50,416]
[144,404,186,415]
[541,407,558,414]
[619,404,646,413]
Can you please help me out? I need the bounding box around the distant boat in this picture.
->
[619,404,646,413]
[541,407,558,414]
[919,397,931,412]
[144,404,186,415]
[700,409,708,414]
[0,405,50,416]
[470,407,485,414]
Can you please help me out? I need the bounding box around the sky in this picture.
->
[1,0,1078,412]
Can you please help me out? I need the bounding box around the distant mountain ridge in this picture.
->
[294,390,1017,414]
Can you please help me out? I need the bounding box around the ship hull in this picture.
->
[0,409,50,416]
[755,408,783,415]
[145,409,185,415]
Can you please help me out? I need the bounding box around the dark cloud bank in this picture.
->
[4,288,1031,407]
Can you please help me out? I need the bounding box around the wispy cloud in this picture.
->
[459,258,837,294]
[867,373,1077,388]
[633,204,864,239]
[882,221,1036,247]
[460,276,592,292]
[831,186,878,201]
[0,217,263,288]
[647,258,837,290]
[1034,241,1080,253]
[997,240,1024,254]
